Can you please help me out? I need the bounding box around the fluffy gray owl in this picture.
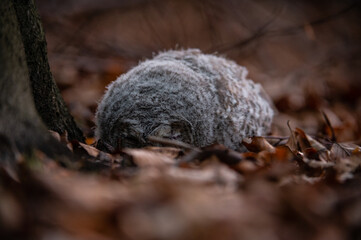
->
[96,49,274,151]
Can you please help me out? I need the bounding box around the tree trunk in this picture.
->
[0,0,68,158]
[13,0,84,142]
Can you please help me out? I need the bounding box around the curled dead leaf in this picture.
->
[242,137,275,153]
[79,142,100,158]
[122,148,175,167]
[144,146,183,159]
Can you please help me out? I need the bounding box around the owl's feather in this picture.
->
[96,49,274,151]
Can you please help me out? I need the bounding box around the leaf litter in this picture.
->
[1,110,361,240]
[17,3,360,239]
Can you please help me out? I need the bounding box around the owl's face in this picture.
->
[111,119,194,149]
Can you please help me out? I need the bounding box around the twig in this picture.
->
[215,2,358,53]
[147,136,198,151]
[262,136,289,140]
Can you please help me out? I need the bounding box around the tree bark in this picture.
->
[13,0,84,142]
[0,0,68,158]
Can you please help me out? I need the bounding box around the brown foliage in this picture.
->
[1,115,361,239]
[2,1,360,239]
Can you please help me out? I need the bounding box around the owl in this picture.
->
[96,49,274,151]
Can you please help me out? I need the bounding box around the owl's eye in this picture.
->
[149,122,193,144]
[150,124,172,139]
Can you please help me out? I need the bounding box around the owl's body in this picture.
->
[96,49,274,151]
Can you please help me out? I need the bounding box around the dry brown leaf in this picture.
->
[144,146,183,159]
[305,134,327,152]
[85,137,95,145]
[302,157,335,169]
[286,121,298,153]
[49,130,61,142]
[294,128,328,161]
[79,142,100,158]
[339,142,361,153]
[236,160,259,173]
[243,137,275,153]
[295,128,311,151]
[166,160,241,188]
[330,143,351,159]
[122,148,175,167]
[272,146,295,162]
[334,154,361,182]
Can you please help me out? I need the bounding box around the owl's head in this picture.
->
[97,116,194,152]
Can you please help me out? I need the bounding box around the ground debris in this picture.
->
[2,116,361,240]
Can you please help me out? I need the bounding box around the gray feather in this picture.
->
[96,49,274,151]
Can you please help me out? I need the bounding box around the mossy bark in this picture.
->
[13,0,84,142]
[0,0,69,158]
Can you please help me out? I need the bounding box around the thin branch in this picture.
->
[147,136,198,151]
[215,2,358,53]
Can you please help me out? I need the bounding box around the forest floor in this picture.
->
[2,55,360,240]
[2,1,361,239]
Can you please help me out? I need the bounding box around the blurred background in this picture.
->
[35,0,361,142]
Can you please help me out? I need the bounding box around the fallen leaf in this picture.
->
[122,148,175,167]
